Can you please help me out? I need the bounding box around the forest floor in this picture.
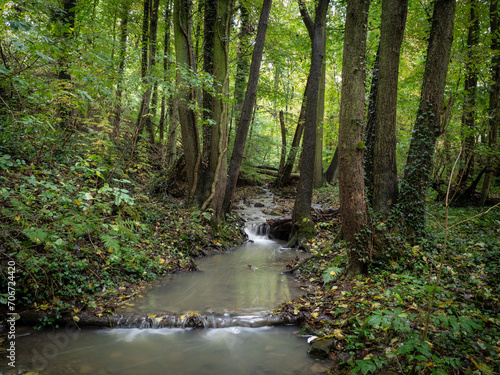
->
[267,185,500,375]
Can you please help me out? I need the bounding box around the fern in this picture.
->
[100,233,120,251]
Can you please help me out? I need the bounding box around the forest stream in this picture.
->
[0,190,332,375]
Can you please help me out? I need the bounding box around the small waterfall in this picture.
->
[244,222,272,241]
[112,312,291,329]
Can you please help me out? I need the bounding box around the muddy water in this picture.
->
[0,190,331,374]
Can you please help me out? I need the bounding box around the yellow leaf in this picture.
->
[73,315,80,322]
[333,329,344,339]
[15,215,20,221]
[74,199,82,206]
[311,312,319,318]
[73,307,79,313]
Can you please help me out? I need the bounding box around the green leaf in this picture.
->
[0,66,11,75]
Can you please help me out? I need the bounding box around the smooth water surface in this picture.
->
[118,239,302,316]
[1,326,330,375]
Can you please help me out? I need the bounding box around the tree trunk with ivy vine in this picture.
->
[398,0,456,241]
[337,0,371,275]
[173,0,200,198]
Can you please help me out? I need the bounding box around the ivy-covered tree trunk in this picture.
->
[457,0,479,191]
[222,0,272,215]
[195,0,233,220]
[337,0,371,275]
[290,0,329,246]
[173,0,200,197]
[111,4,129,140]
[371,0,408,217]
[480,0,500,205]
[398,0,456,241]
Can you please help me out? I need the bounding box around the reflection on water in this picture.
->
[118,240,303,315]
[0,326,327,375]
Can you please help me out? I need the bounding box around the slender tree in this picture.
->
[398,0,456,241]
[337,0,371,274]
[298,0,327,188]
[290,0,330,246]
[457,0,479,191]
[222,0,272,215]
[371,0,408,217]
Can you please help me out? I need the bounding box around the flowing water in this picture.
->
[1,190,331,374]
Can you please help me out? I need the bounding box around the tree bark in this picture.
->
[457,0,479,190]
[290,0,330,245]
[371,0,408,217]
[398,0,456,241]
[222,0,272,215]
[174,0,200,197]
[480,0,500,205]
[337,0,371,275]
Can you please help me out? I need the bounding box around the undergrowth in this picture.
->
[277,198,500,375]
[0,130,243,324]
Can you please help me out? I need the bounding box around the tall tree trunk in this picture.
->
[458,0,479,190]
[222,0,272,215]
[290,0,330,245]
[195,0,233,220]
[398,0,456,241]
[337,0,371,275]
[298,0,326,189]
[371,0,408,217]
[480,0,500,205]
[174,0,200,197]
[111,4,129,140]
